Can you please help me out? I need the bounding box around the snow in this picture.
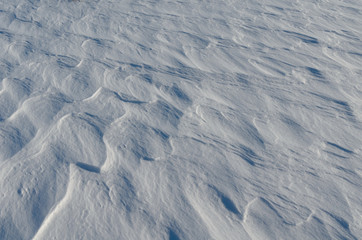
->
[0,0,361,239]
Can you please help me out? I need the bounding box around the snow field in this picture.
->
[0,0,362,239]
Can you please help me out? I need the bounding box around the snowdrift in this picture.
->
[0,0,361,239]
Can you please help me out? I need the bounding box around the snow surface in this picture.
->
[0,0,362,239]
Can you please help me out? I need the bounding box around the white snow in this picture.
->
[0,0,362,239]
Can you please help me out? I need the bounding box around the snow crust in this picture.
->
[0,0,361,239]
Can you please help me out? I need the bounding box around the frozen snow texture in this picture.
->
[0,0,362,239]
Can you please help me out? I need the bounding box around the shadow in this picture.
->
[76,162,100,173]
[169,229,181,240]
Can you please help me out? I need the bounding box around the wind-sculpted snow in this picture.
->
[0,0,361,239]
